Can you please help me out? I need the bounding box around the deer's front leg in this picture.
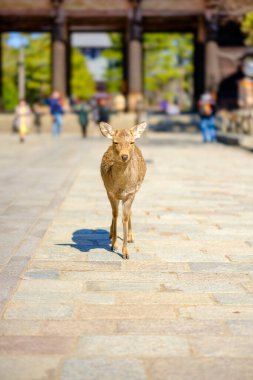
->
[128,211,134,243]
[122,196,134,259]
[108,194,119,252]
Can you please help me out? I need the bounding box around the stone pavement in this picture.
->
[0,132,253,380]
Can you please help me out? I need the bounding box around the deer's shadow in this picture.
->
[57,228,112,253]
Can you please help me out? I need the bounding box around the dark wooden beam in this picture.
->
[143,16,198,32]
[0,14,53,32]
[0,8,202,19]
[0,9,54,17]
[68,16,127,32]
[67,10,128,18]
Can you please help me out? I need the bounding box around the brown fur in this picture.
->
[100,124,147,259]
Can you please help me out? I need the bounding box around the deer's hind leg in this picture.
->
[108,194,119,252]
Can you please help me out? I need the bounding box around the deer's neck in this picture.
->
[113,159,131,171]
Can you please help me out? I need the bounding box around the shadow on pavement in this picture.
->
[57,228,112,253]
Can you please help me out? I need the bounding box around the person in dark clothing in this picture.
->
[33,103,42,133]
[97,98,110,123]
[198,93,217,143]
[48,91,64,136]
[74,99,89,138]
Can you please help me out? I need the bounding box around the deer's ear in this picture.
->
[99,122,115,139]
[130,122,147,139]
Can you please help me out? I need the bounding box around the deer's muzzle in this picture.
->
[121,154,129,162]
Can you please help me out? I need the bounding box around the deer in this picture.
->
[99,122,147,259]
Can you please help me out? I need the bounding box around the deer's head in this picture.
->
[99,122,147,163]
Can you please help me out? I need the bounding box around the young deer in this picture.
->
[99,122,147,259]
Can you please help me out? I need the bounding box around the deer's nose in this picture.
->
[121,154,128,162]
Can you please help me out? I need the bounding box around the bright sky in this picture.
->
[6,32,43,47]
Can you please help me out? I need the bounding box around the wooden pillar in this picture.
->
[0,33,2,111]
[65,29,71,97]
[127,0,143,112]
[18,46,25,100]
[205,12,220,93]
[52,0,68,96]
[194,16,205,108]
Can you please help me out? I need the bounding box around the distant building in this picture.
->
[71,33,113,82]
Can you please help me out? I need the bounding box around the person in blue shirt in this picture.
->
[48,91,64,136]
[198,93,217,143]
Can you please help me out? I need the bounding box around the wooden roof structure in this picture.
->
[0,0,252,33]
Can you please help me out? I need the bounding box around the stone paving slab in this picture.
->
[146,358,253,380]
[1,133,253,379]
[0,356,62,380]
[0,135,84,315]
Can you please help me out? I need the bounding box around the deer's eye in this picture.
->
[130,142,134,145]
[113,142,119,145]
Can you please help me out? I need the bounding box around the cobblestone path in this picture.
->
[1,133,253,379]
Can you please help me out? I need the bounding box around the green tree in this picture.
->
[2,33,51,111]
[24,34,51,103]
[102,33,123,93]
[144,33,194,110]
[241,12,253,46]
[71,47,95,99]
[2,34,19,111]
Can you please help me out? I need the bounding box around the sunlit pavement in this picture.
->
[1,132,253,380]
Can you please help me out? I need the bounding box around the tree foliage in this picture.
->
[241,12,253,46]
[101,33,123,93]
[144,33,194,110]
[2,32,194,111]
[2,33,96,110]
[2,33,51,111]
[2,34,19,111]
[25,34,51,103]
[70,47,95,99]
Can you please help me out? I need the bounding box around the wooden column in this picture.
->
[194,16,205,108]
[0,33,2,111]
[205,12,220,92]
[18,46,25,100]
[127,0,143,111]
[52,0,68,96]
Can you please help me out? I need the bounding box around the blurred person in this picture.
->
[135,98,146,124]
[74,98,89,138]
[90,97,98,123]
[238,54,253,108]
[33,103,43,133]
[166,99,180,115]
[238,55,253,134]
[48,91,64,136]
[97,98,110,123]
[14,99,32,143]
[159,99,168,114]
[238,77,253,109]
[198,93,217,143]
[113,93,126,114]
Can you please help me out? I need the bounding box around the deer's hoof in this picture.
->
[128,239,134,243]
[111,244,118,252]
[122,246,129,260]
